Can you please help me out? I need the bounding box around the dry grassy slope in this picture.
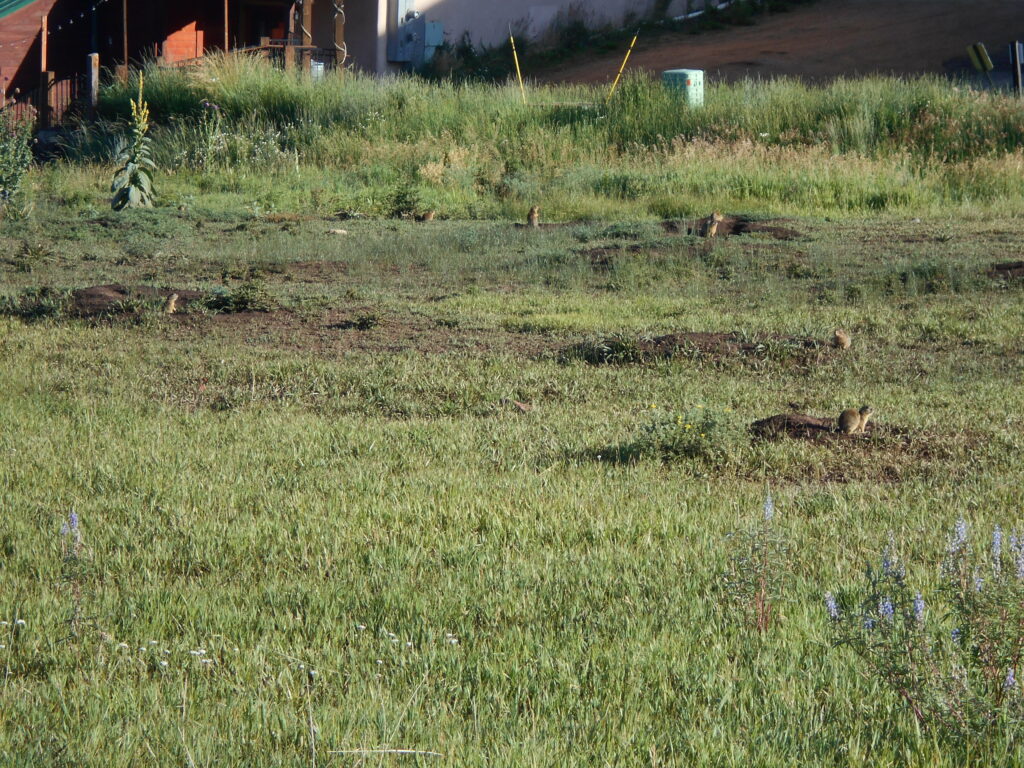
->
[540,0,1024,83]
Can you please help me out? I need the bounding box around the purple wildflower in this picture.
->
[60,510,79,537]
[949,517,968,556]
[951,628,962,643]
[881,532,904,578]
[879,597,895,622]
[913,592,925,622]
[763,493,774,522]
[974,575,984,592]
[824,592,839,620]
[1011,532,1024,580]
[1005,668,1017,690]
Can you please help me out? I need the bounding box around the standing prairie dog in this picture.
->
[833,329,852,349]
[702,211,724,238]
[527,205,540,228]
[164,293,179,314]
[837,405,873,434]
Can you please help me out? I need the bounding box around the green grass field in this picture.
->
[2,66,1024,766]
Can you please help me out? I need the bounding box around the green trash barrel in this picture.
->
[662,69,704,107]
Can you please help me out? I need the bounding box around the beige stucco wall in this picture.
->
[340,0,712,73]
[414,0,709,49]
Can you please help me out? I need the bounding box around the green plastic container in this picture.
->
[662,69,704,107]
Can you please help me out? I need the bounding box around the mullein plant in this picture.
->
[111,74,155,210]
[826,521,1024,736]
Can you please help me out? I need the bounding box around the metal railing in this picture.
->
[162,40,345,73]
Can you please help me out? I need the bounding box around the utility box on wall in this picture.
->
[423,22,444,63]
[387,2,443,68]
[388,1,419,62]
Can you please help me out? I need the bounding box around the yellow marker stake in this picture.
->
[607,30,639,103]
[509,28,527,104]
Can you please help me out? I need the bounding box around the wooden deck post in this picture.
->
[88,54,100,116]
[38,71,54,129]
[40,14,48,72]
[301,0,312,72]
[122,0,128,71]
[223,0,229,50]
[334,1,345,72]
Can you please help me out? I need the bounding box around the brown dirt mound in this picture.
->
[662,216,801,240]
[70,285,204,318]
[169,308,561,359]
[990,261,1024,280]
[513,222,575,230]
[750,412,889,442]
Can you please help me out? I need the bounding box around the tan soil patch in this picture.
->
[749,412,889,442]
[662,216,802,240]
[69,284,204,318]
[169,308,560,358]
[281,260,350,283]
[540,0,1021,84]
[990,261,1024,281]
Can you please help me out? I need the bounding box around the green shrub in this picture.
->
[203,280,278,313]
[0,107,34,214]
[0,287,68,321]
[614,405,742,466]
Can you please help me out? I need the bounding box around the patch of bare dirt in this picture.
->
[746,411,988,484]
[168,308,560,358]
[662,216,802,240]
[513,222,576,230]
[540,0,1022,84]
[749,412,883,442]
[69,285,204,318]
[281,260,349,283]
[990,261,1024,281]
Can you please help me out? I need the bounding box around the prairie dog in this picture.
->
[833,329,852,349]
[164,293,179,314]
[527,205,540,228]
[703,211,724,238]
[838,405,873,434]
[416,210,435,222]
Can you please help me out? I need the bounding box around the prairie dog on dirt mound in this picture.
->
[701,211,724,238]
[164,293,179,314]
[833,329,852,349]
[837,405,873,434]
[527,205,540,228]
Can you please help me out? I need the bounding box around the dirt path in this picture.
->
[540,0,1024,83]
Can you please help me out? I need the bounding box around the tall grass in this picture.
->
[48,56,1024,219]
[97,57,1024,161]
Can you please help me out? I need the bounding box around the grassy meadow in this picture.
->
[1,61,1024,765]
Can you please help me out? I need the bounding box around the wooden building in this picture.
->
[1,0,346,101]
